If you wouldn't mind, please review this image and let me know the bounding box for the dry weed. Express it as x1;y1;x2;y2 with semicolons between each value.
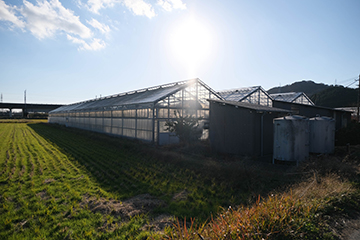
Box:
80;193;166;220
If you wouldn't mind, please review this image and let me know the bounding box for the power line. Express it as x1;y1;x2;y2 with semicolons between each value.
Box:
337;76;357;84
345;80;358;88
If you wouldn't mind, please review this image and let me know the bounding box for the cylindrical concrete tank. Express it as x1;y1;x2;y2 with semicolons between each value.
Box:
273;115;309;164
309;116;335;154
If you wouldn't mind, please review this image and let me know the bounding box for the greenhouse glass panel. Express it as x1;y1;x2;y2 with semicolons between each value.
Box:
104;126;111;134
169;109;179;118
112;119;122;127
123;119;135;129
259;91;272;107
169;91;182;107
104;118;111;127
123;110;136;117
104;111;111;117
123;129;135;138
95;117;102;126
293;95;313;105
137;130;152;141
157;109;168;119
89;118;96;125
137;119;153;131
113;110;122;117
111;127;121;135
80;117;86;124
137;108;149;118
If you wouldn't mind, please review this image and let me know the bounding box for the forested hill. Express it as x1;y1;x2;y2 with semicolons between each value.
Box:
267;80;358;108
311;86;358;108
267;80;328;96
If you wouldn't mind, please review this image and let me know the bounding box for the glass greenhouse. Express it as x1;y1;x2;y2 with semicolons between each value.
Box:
218;86;273;107
270;92;314;105
48;78;222;145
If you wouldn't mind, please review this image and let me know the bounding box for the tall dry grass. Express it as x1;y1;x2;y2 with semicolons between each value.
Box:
161;148;360;240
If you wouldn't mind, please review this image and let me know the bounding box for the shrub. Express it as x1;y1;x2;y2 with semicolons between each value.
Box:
165;111;203;144
336;121;360;146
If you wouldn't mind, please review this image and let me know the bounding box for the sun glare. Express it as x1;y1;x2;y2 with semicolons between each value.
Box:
168;17;213;76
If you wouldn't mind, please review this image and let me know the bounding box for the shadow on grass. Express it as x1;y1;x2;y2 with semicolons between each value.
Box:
28;122;313;221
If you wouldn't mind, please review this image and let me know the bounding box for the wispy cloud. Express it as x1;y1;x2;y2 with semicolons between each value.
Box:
87;18;110;34
0;0;25;28
21;0;92;39
0;0;186;51
0;0;105;51
123;0;155;18
86;0;120;14
86;0;155;18
67;34;106;51
157;0;186;12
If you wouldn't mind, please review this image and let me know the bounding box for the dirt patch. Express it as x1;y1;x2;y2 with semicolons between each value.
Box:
329;215;360;240
36;190;48;200
43;178;56;184
172;190;190;201
81;193;166;220
141;214;175;233
79;193;176;233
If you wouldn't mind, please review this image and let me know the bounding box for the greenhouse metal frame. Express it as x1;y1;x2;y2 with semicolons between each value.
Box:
269;92;314;105
49;78;222;145
218;86;273;107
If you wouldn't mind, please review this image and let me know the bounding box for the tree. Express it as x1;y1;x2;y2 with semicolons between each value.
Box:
165;111;203;143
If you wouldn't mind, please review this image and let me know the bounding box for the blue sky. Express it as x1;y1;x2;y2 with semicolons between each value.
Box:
1;0;360;104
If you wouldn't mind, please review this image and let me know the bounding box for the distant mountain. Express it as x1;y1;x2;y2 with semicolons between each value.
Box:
267;80;358;108
267;80;328;96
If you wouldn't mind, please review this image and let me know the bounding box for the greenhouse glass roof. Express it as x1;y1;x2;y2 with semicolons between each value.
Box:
50;78;222;113
218;86;273;103
218;86;260;101
270;92;314;105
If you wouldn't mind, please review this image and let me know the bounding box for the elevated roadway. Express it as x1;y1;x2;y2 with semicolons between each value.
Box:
0;102;63;117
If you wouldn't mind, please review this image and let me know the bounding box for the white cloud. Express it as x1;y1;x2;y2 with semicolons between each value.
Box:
157;0;186;11
123;0;155;18
67;34;106;51
0;0;25;28
86;0;120;14
0;0;186;51
87;18;110;34
86;0;155;18
21;0;92;39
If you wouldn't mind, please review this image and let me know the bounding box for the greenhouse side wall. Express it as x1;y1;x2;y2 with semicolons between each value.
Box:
49;108;155;142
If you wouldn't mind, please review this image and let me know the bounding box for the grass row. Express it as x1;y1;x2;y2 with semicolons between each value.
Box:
0;122;150;239
1;120;360;239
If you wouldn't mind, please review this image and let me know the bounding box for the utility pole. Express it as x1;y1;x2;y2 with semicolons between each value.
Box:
358;75;360;122
1;93;2;103
24;90;27;118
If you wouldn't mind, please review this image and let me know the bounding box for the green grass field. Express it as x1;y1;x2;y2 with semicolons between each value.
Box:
0;121;254;239
1;120;360;239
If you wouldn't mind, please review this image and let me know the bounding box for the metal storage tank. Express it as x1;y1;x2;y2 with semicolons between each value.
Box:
273;115;309;164
309;116;335;154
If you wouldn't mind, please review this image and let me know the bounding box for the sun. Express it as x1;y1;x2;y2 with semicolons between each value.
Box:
168;16;213;76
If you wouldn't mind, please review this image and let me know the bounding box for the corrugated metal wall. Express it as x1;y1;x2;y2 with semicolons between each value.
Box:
209;102;276;156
